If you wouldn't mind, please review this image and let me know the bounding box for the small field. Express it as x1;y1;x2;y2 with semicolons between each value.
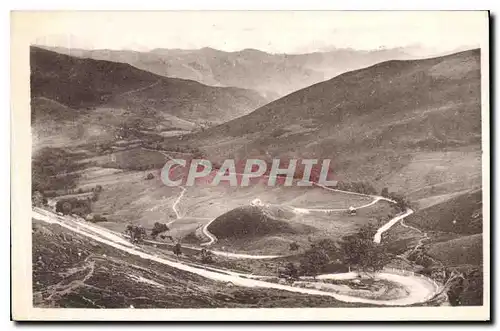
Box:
82;147;168;170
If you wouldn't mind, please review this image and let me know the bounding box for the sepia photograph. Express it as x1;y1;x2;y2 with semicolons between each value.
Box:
10;10;490;321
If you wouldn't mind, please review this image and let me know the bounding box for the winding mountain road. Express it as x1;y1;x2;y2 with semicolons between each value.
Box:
142;147;413;254
171;187;186;220
32;207;439;306
374;209;414;244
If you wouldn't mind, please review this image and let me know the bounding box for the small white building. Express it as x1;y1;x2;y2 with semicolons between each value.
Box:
250;198;263;206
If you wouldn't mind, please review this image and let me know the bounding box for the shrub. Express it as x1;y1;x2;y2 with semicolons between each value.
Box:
55;198;91;216
151;222;169;239
92;214;108;223
200;249;214;264
289;242;300;251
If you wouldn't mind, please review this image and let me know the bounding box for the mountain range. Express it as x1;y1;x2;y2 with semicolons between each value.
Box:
173;49;481;193
38;45;430;100
30;46;267;148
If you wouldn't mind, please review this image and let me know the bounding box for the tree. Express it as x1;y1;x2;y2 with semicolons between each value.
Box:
388;192;412;212
339;224;391;275
145;173;155;180
289;242;300;251
32;191;45;207
381;187;389;197
173;243;182;257
95;185;103;192
151;222;169;239
446;268;483;306
56;200;73;215
284;262;299;281
200;249;214;264
300;245;330;279
125;225;146;243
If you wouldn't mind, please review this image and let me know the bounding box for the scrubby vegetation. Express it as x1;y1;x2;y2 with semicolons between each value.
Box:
32;147;86;192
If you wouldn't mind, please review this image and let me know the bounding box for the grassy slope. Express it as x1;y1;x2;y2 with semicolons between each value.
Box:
31;46;160;108
427;234;483;267
207;205;312;240
384;189;483;270
33;219;359;308
406;189;482;235
42;45;415;99
172;49;480;193
30;46;267;138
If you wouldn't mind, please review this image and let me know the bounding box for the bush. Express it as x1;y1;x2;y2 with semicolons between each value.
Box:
32;191;46;207
173;243;182;257
55;198;91;216
151;222;169;239
289;242;300;251
200;249;214;264
387;192;412;212
145;173;155;180
92;214;108;223
91;192;99;202
300;245;331;278
339;224;391;273
125;225;146;243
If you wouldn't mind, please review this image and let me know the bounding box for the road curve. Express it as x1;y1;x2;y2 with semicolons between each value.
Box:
171;187;186;220
32;208;438;306
374;209;414;244
143;147;410;253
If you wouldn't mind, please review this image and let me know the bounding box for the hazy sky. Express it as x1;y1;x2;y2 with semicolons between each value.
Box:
31;11;487;54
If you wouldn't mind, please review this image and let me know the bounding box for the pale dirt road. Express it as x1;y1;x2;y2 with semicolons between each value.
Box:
143;147;413;255
32;207;438;306
119;80;161;96
373;209;414;244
